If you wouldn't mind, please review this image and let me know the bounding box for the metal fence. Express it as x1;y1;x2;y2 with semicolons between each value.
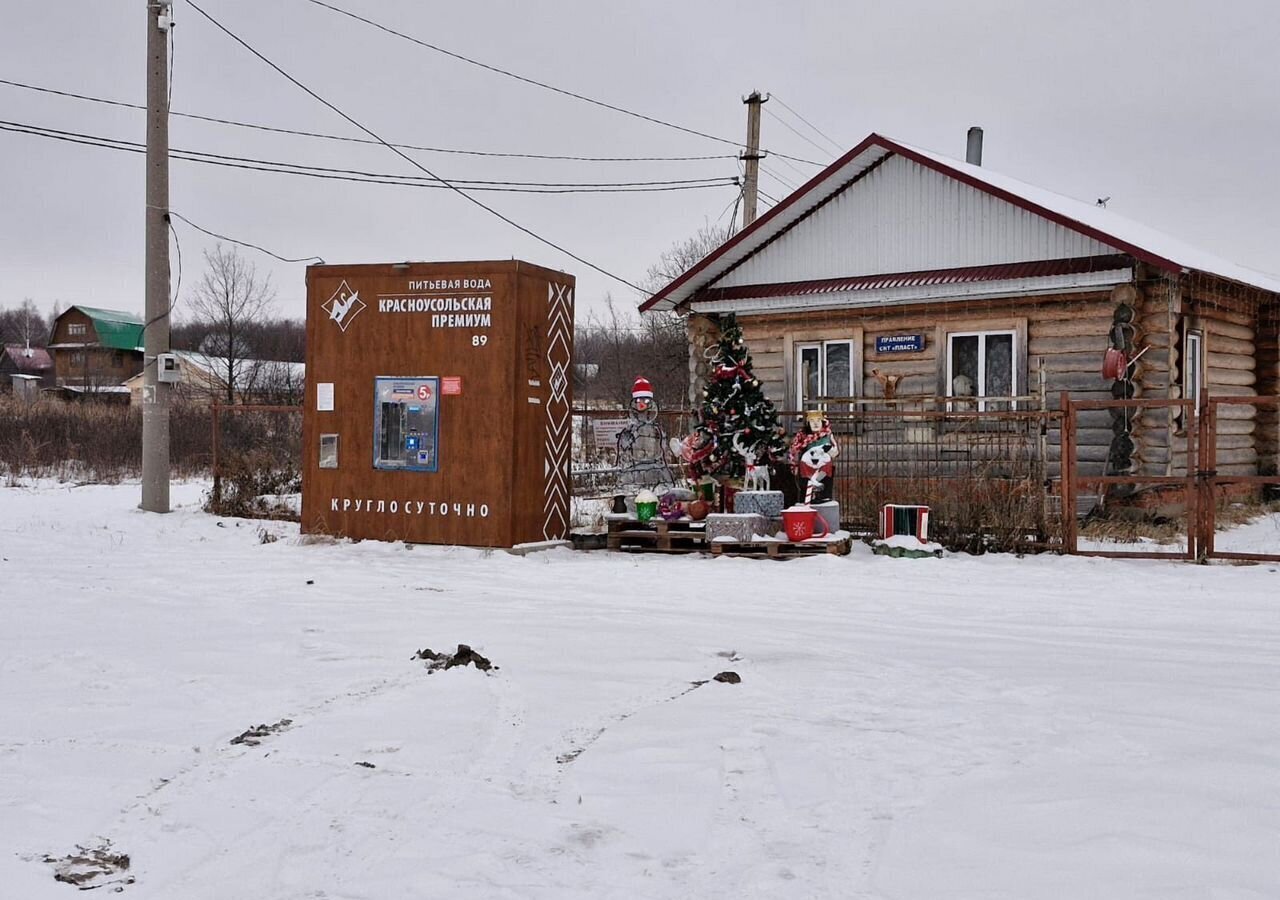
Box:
208;403;303;520
571;397;1060;553
1061;392;1280;562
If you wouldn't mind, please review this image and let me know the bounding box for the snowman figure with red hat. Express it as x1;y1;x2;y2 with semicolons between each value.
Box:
616;376;676;490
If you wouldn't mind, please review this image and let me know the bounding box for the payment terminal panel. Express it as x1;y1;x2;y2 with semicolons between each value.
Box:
373;376;440;472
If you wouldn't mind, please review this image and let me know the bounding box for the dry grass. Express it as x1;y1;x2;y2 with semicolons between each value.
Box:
0;397;211;483
1;400;302;524
1080;496;1280;545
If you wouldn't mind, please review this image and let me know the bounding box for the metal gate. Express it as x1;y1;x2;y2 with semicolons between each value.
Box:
1198;395;1280;562
1062;393;1280;562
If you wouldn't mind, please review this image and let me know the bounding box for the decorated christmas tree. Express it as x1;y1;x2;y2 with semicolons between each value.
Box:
686;314;787;481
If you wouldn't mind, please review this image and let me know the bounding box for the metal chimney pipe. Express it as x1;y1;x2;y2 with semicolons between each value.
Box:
966;126;983;166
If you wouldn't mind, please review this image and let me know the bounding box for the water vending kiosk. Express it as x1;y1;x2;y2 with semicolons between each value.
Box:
301;260;575;548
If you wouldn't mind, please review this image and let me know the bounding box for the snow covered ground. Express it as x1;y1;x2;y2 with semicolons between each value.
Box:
2;481;1278;898
1080;510;1280;557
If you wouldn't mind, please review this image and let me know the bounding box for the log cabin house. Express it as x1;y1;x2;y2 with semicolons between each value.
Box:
641;133;1280;486
47;306;145;393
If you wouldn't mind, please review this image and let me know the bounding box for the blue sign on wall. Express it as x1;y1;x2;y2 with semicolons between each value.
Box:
876;334;925;353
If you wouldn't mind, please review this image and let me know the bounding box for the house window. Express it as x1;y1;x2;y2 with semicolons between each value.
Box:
68;323;87;336
70;351;86;368
795;340;853;410
1184;329;1203;412
112;351;125;367
946;330;1016;410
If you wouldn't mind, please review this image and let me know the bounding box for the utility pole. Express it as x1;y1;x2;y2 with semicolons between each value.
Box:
740;91;767;228
142;0;173;513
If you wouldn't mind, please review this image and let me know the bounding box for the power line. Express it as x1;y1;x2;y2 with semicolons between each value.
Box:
167;210;326;264
300;0;825;167
183;0;647;292
759;162;798;191
772;152;815;184
763;106;835;160
714;187;743;229
0;78;739;164
0;120;740;193
770;94;844;155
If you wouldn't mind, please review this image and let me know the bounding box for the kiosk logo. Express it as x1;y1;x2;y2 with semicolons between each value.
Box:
322;281;367;332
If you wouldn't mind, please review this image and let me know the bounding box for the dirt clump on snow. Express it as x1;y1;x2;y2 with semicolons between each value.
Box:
412;644;496;673
229;718;293;747
713;671;742;684
44;842;133;890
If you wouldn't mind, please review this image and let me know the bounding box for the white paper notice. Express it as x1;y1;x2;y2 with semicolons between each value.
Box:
317;382;335;412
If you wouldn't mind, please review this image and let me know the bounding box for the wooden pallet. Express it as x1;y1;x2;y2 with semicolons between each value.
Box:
709;535;853;560
605;517;707;553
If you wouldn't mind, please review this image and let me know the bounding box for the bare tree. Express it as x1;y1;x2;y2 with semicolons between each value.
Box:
641;222;730;293
572;224;732;409
0;299;50;347
187;245;276;404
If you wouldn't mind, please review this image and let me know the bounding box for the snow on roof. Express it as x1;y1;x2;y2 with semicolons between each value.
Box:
2;345;53;371
894;138;1280;296
640;133;1280;311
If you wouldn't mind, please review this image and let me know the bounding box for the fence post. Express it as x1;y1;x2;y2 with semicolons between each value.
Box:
1182;396;1192;560
211;403;221;509
1199;390;1216;560
1060;391;1077;554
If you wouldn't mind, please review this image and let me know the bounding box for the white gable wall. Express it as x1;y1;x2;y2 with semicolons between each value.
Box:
711;154;1117;289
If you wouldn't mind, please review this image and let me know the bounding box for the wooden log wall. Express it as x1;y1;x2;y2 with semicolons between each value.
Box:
720;271;1279;489
1258;301;1280;475
1188;281;1264;476
737;289;1132;478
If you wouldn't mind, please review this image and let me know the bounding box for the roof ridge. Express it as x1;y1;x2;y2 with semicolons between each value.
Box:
640;132;1280;311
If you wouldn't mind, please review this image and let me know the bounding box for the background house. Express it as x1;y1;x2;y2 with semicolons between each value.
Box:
0;344;54;389
122;350;305;405
642;132;1280;481
47;306;144;392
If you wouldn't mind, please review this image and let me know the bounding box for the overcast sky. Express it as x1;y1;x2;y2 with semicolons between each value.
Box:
2;0;1278;325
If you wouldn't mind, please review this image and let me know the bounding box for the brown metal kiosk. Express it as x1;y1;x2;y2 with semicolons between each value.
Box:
301;260;575;547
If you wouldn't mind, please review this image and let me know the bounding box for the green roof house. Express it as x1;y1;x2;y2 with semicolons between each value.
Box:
48;305;146;394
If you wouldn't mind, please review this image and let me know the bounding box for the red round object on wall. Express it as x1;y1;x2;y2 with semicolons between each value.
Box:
1102;347;1128;380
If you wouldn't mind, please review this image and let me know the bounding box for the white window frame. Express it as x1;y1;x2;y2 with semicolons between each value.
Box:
945;329;1018;411
794;339;854;410
68;323;87;336
1184;329;1204;413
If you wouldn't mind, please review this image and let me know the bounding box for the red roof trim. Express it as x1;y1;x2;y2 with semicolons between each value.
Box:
638;133;1185;313
695;255;1134;302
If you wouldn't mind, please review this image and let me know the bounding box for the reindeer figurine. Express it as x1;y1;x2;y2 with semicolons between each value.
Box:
731;432;771;492
870;368;902;402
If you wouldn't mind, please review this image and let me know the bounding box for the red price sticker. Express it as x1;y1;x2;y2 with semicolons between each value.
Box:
442;376;462;396
416;384;433;401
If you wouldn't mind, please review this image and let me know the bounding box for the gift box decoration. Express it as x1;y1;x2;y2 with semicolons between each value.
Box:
733;490;785;519
705;512;767;543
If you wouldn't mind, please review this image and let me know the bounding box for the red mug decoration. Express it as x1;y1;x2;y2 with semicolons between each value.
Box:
782;505;829;542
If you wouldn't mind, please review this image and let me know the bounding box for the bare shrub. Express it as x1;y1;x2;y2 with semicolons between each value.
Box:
0;398;210;483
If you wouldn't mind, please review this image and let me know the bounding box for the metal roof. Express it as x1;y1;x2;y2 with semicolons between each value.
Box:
2;345;53;371
67;306;145;352
639;134;1280;312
